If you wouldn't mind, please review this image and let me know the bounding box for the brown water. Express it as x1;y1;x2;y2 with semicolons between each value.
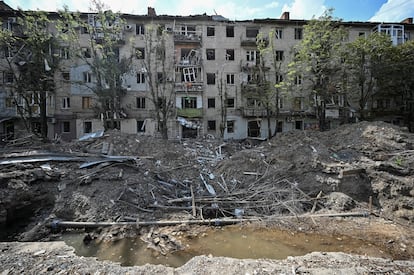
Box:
62;226;379;267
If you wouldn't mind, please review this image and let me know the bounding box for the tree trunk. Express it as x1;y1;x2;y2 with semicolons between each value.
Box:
266;106;271;139
319;100;326;131
40;90;48;141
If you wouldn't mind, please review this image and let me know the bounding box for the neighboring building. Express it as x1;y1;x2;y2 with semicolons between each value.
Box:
0;4;413;141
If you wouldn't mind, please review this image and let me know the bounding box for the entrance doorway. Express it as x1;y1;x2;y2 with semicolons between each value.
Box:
248;120;260;137
182;126;198;138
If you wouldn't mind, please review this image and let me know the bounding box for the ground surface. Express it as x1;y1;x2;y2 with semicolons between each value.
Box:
0;121;413;272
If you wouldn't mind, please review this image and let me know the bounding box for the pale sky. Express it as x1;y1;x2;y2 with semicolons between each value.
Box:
5;0;414;22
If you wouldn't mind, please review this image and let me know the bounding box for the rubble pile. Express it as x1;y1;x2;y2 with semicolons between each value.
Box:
0;121;413;244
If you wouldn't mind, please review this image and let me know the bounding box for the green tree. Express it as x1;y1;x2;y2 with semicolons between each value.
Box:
257;31;285;138
217;68;228;138
344;32;392;120
0;10;60;140
139;24;175;140
288;9;348;131
58;0;132;130
374;40;414;131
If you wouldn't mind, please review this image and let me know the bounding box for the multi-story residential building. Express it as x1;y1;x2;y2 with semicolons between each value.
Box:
0;3;413;141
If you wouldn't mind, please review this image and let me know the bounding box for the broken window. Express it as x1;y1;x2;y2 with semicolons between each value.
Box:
207;98;215;108
226;74;235;85
247;74;259;84
136;48;145;59
62;121;70;133
156;46;165;60
182;97;197;108
3;71;13;83
276;121;283;132
62;72;70;81
157;72;165;83
226;49;235;61
207;73;215;85
294;75;302;85
207;120;216;131
183;67;197;82
137;73;145;84
246;98;261;107
207;26;215;36
226;98;235;108
293;97;303;111
295;120;303;130
136;24;145;35
294;28;303;40
275;50;284;61
60;47;70;59
84;121;92;133
275;73;283;84
278;97;284;109
206;49;215;60
83;72;92;83
62;97;70;109
106;120;120;130
137;120;145;132
5;97;14;108
136;97;146;109
275;28;283;39
246;50;258;62
82;47;91;58
181;25;196;36
2;46;14;58
82;97;92;109
248;121;260;137
226;120;235;133
246;27;259;38
226;25;234;37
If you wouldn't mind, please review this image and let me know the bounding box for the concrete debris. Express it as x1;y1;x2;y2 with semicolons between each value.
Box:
0;121;413;269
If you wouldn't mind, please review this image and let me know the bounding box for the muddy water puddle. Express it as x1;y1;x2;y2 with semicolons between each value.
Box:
62;225;383;267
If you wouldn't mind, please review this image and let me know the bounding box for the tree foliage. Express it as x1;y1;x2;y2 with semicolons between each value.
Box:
58;0;132;130
0;10;59;140
344;32;392;119
288;9;348;130
140;24;175;139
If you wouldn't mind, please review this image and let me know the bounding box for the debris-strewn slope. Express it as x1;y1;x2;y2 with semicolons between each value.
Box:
0;121;413;243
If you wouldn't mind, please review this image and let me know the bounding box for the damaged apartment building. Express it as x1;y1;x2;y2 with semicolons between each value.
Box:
0;2;413;141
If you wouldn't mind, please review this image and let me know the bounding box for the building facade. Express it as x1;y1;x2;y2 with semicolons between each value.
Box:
0;3;413;141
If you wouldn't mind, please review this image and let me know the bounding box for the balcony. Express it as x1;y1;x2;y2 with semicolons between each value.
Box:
176;108;203;118
240;107;271;117
240;38;257;47
173;31;202;44
175;82;204;92
175;50;202;67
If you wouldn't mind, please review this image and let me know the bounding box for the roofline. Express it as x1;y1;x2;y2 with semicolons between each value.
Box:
0;8;412;27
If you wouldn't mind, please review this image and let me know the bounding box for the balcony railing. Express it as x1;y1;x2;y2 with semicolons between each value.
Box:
176;108;203;118
173;31;202;44
240;107;271;117
175;82;204;92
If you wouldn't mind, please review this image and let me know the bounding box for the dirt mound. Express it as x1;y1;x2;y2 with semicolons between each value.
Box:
0;121;413;243
214;121;414;221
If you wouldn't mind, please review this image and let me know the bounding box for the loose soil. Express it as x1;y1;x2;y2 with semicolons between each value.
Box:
0;121;413;273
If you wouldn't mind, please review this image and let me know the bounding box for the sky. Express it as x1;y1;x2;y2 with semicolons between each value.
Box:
5;0;414;23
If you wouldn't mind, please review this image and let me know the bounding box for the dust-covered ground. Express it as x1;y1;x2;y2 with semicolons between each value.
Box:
0;121;413;273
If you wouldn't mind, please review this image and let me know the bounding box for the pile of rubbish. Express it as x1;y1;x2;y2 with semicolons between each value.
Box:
0;121;413;243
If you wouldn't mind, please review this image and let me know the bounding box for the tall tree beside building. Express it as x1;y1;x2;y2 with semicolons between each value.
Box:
139;24;175;140
0;10;59;140
257;30;285;138
374;40;414;131
344;32;392;120
58;0;132;130
288;9;348;131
